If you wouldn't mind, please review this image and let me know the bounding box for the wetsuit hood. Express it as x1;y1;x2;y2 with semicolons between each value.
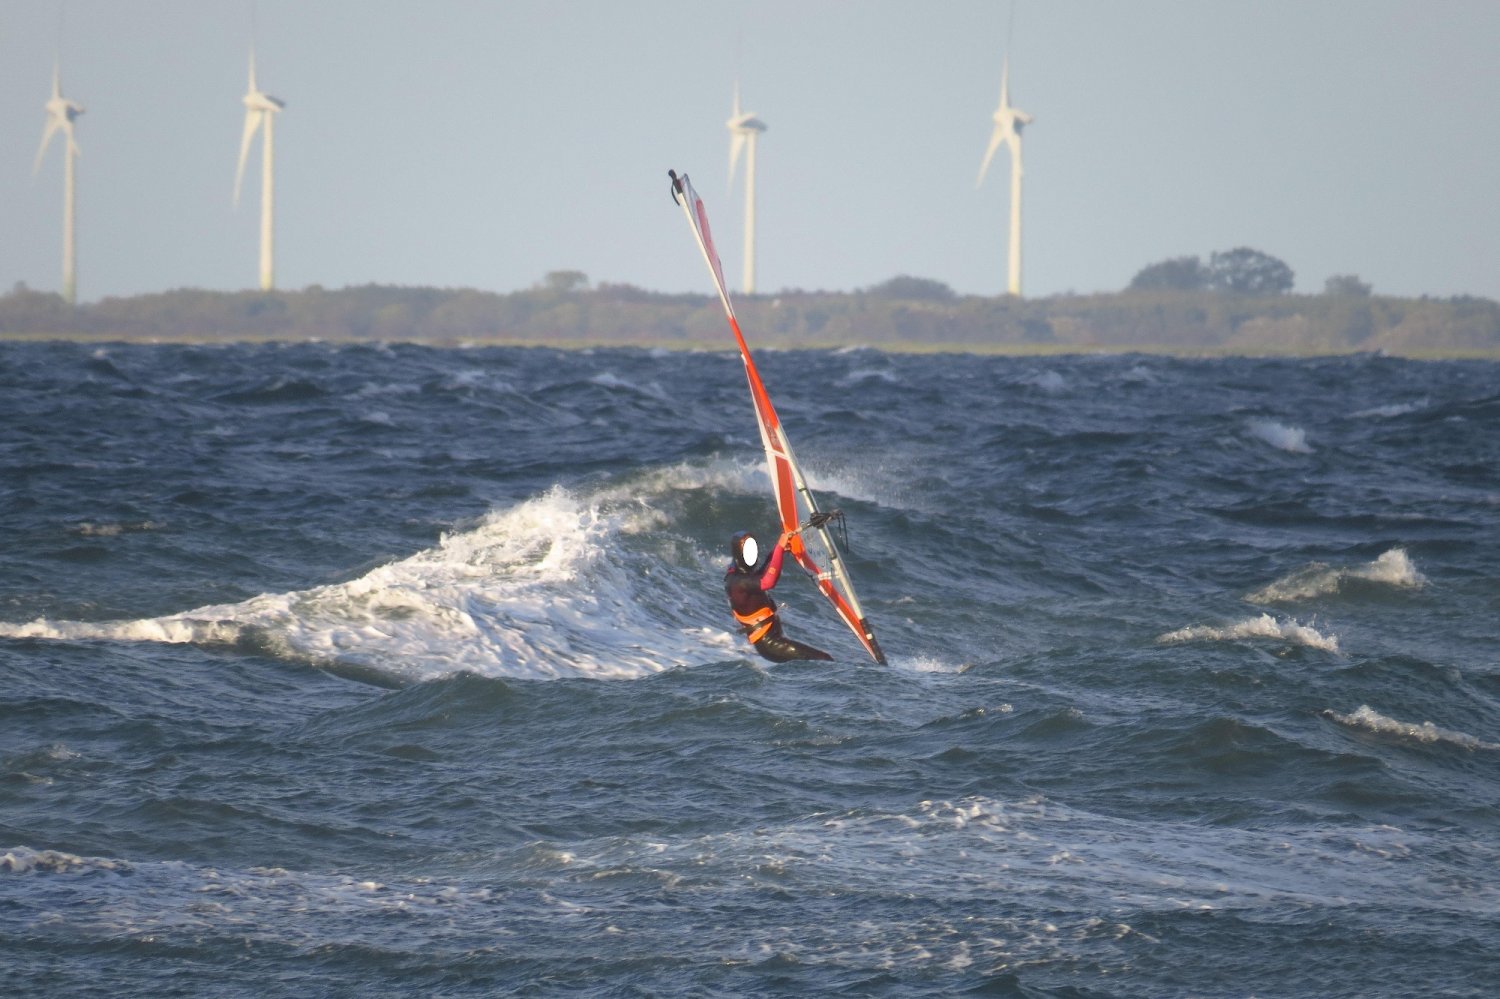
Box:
730;531;760;572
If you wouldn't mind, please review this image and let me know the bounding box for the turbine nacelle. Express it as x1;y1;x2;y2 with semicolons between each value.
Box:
44;95;86;125
993;106;1032;136
727;112;767;134
243;91;285;114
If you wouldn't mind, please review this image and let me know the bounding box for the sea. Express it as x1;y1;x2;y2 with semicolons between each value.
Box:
1;340;1497;997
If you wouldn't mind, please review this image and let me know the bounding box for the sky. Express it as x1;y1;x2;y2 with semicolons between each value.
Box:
4;0;1499;304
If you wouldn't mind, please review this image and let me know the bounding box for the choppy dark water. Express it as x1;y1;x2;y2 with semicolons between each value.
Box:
2;341;1497;997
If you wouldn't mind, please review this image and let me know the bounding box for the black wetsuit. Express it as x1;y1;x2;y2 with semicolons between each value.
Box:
725;541;833;663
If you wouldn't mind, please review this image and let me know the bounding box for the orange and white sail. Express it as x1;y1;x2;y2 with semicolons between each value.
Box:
669;169;886;664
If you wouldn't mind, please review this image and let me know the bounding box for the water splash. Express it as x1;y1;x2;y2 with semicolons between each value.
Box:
1248;548;1426;603
1248;419;1312;453
1157;613;1340;652
1323;705;1498;751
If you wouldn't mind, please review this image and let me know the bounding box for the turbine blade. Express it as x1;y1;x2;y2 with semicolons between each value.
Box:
234;111;260;206
34;117;62;175
976;127;1004;187
728;131;746;188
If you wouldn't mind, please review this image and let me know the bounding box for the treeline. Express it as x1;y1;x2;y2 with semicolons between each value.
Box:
3;276;1498;356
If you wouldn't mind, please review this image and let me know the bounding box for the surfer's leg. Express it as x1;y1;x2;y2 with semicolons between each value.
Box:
754;634;834;663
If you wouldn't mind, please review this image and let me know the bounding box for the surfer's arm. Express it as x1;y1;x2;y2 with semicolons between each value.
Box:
758;536;790;590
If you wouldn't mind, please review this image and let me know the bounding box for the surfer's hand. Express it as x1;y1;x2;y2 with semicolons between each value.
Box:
778;529;797;549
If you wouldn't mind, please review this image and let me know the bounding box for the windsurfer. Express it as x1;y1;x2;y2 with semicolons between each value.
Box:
725;530;834;663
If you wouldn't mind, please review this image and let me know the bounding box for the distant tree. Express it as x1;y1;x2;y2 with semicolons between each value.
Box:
1324;274;1372;297
1128;255;1208;291
542;270;589;293
1207;247;1294;295
864;275;956;301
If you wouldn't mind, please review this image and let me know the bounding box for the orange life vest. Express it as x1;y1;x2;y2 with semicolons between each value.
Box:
732;605;776;645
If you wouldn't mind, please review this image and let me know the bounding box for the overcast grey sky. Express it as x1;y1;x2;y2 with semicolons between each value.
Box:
4;0;1498;304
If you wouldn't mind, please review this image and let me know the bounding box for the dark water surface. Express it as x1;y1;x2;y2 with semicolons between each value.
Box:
2;342;1497;996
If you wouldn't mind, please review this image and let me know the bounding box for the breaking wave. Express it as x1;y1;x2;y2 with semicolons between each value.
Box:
1157;613;1340;652
1249;419;1313;453
1248;548;1426;603
1323;705;1499;751
0;470;748;684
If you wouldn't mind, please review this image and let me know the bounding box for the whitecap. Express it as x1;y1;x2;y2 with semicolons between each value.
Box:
1156;613;1339;652
1352;398;1428;419
835;368;899;389
0;473;736;684
1028;370;1067;393
1323;705;1499;751
1248;419;1312;453
1247;548;1426;603
588;371;669;401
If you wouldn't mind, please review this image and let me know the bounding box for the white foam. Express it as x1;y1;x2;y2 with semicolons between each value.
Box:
1352;398;1428;419
1029;370;1067;393
0;473;742;683
1157;613;1340;652
1325;705;1499;751
835;368;899;389
1;846;128;875
1248;419;1313;453
588;370;669;401
1247;548;1426;603
891;654;968;674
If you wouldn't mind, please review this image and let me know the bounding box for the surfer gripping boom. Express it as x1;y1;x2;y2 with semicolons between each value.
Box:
725;528;833;663
669;168;886;665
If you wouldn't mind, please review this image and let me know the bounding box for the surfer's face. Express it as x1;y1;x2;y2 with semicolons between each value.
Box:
732;533;759;570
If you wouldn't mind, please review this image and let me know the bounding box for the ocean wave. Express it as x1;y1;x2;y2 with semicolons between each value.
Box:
1248;419;1313;453
1028;370;1068;394
587;370;670;401
2;845;131;875
1248;548;1427;603
1157;613;1340;652
1322;705;1499;751
1352;398;1428;419
835;367;900;389
0;470;743;683
0;452;901;684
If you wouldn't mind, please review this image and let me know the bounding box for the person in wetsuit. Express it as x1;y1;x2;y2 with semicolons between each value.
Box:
725;529;834;663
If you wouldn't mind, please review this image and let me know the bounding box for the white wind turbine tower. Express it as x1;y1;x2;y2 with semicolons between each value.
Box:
976;56;1033;297
34;62;85;305
234;49;285;292
726;82;768;295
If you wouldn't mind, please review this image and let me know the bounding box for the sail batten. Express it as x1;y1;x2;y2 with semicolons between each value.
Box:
669;170;886;665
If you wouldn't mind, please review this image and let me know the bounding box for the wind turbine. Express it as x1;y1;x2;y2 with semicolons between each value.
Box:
234;48;285;292
34;62;85;305
726;82;767;295
976;56;1033;297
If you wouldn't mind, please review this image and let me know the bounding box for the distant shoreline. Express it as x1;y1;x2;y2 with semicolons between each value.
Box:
4;330;1497;361
4;282;1498;358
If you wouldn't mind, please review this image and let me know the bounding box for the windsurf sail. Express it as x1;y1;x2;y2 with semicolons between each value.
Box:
669;169;886;665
